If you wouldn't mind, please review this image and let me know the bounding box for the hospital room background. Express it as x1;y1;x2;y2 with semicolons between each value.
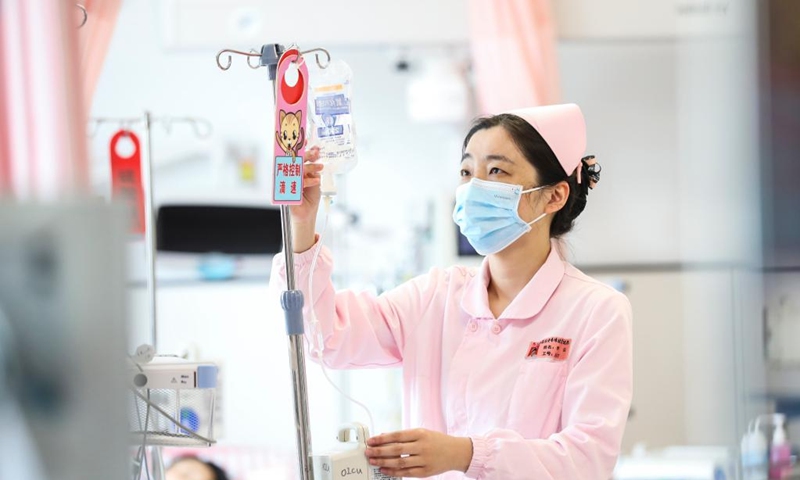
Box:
1;0;799;479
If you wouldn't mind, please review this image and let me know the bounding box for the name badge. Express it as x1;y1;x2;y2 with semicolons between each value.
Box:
525;337;572;361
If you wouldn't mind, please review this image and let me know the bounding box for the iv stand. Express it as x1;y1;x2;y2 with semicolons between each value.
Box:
90;112;159;351
140;114;166;480
271;46;314;480
90;114;213;480
215;43;327;480
142;112;158;352
89;113;213;354
280;200;314;480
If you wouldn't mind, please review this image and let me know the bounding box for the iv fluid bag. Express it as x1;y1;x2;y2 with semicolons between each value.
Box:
308;59;357;179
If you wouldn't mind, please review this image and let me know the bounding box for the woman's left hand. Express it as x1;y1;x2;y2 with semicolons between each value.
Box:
365;428;473;478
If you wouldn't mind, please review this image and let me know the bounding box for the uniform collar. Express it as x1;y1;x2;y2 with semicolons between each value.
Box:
460;242;565;321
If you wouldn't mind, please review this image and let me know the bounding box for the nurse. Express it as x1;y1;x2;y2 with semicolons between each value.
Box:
271;104;633;479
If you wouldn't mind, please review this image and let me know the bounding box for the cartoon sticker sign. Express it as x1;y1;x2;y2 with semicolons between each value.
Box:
272;48;308;205
109;130;145;234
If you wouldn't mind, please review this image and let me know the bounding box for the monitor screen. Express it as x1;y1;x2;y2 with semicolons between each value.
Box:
157;205;283;255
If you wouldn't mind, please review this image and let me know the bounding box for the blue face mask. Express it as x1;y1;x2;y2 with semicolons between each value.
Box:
452;178;548;255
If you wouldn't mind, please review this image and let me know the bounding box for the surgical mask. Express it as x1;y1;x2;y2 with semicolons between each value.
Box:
452;178;548;255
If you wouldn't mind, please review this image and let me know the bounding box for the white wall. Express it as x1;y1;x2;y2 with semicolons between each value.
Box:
558;41;681;266
554;0;752;39
158;0;469;48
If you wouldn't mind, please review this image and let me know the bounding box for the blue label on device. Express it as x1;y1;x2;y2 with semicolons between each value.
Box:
314;94;350;116
273;156;303;203
317;125;344;138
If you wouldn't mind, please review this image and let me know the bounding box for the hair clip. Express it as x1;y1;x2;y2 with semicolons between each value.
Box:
581;155;601;189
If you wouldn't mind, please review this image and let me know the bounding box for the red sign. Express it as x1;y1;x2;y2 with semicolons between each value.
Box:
109;130;145;234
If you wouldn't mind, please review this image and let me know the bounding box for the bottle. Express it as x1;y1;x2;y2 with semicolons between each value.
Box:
307;59;357;199
742;419;769;480
769;414;791;479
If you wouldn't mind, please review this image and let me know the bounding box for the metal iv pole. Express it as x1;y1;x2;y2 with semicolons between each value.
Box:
214;44;332;480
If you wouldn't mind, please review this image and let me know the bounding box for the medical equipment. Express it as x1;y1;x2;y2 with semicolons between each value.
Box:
91;115;219;479
307;59;358;198
216;43;389;480
126;342;221;478
217;43;324;480
89;114;213;351
128;354;219;448
312;423;397;480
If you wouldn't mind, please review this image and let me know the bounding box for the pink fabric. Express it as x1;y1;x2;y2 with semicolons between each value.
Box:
0;0;88;199
0;27;11;194
506;103;587;178
468;0;561;114
270;242;633;479
78;0;123;112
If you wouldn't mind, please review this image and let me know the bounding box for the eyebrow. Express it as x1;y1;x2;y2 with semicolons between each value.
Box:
461;153;515;163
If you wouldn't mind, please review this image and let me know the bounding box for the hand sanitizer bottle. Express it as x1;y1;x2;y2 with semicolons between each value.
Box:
769;414;791;479
742;418;769;480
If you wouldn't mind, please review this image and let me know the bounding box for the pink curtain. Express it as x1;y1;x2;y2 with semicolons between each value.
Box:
468;0;561;114
0;0;121;199
0;29;11;194
0;0;87;199
79;0;123;112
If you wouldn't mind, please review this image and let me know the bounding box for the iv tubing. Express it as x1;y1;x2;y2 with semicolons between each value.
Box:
308;196;376;436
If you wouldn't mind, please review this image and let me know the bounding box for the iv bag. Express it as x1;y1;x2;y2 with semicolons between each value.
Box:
308;59;357;196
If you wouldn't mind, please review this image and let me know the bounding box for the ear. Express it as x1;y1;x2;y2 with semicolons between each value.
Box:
296;111;302;125
544;181;570;215
279;110;286;124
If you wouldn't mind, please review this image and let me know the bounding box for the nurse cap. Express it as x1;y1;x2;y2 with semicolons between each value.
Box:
505;103;587;182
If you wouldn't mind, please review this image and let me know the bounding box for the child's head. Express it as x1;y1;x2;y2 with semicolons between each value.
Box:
165;456;229;480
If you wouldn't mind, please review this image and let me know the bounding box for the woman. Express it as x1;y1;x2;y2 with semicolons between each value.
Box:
271;104;633;479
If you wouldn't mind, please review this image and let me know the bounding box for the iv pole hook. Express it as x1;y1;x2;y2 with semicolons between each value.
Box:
76;4;88;29
299;47;331;69
215;49;262;71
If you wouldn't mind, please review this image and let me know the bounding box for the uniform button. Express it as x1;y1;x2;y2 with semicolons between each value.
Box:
468;322;478;332
491;323;502;334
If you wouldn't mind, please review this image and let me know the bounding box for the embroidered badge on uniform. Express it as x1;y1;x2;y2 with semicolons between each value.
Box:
525;337;571;361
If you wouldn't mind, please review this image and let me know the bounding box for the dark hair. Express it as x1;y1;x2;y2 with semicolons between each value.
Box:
169;456;230;480
462;114;591;238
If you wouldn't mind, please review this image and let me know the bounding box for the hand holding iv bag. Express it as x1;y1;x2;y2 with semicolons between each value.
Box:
307;59;357;197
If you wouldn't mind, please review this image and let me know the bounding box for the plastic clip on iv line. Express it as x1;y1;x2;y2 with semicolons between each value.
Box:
321;172;338;198
281;290;305;336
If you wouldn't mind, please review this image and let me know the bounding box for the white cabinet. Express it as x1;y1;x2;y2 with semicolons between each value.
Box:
595;268;766;452
597;271;688;451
